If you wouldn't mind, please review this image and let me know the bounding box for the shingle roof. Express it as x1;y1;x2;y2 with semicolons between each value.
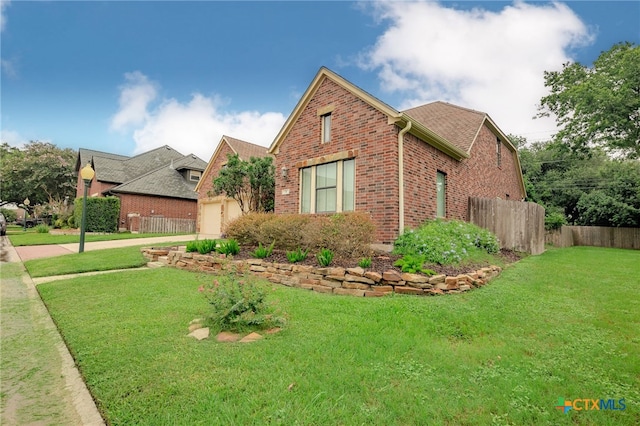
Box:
108;164;199;200
402;102;486;154
77;145;207;199
224;136;270;160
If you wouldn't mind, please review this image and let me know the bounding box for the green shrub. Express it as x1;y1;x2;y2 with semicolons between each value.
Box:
67;215;76;228
34;224;50;234
186;241;199;253
393;255;436;275
0;208;17;223
358;257;372;268
545;210;567;231
286;248;308;263
393;219;500;265
199;272;285;332
226;212;375;258
197;239;217;255
54;218;66;228
74;196;120;232
316;248;334;267
217;239;240;256
251;241;275;259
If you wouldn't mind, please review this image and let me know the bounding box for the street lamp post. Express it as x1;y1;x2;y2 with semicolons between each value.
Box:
23;198;30;232
79;163;95;253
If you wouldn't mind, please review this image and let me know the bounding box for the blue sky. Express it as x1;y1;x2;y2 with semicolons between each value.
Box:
1;1;639;161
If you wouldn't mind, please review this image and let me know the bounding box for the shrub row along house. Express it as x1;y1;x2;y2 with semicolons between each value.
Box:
76;67;525;243
75;146;206;232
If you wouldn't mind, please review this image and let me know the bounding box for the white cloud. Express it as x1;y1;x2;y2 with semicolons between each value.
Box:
0;0;10;32
1;129;27;147
360;1;594;142
110;71;158;131
111;72;286;160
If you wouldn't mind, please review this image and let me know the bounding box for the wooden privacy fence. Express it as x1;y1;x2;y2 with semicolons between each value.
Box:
546;226;640;250
468;197;545;255
139;217;196;234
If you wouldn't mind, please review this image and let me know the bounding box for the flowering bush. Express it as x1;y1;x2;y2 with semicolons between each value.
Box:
393;219;500;265
199;272;285;332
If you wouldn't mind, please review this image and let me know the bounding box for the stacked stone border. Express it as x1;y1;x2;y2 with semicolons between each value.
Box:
142;247;502;297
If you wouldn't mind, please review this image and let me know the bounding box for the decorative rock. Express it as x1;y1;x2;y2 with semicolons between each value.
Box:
188;323;203;332
249;265;267;272
364;271;382;283
216;331;242;342
265;327;282;334
333;288;365;297
239;332;263;343
346;267;365;277
311;285;333;294
408;281;434;290
320;279;342;288
382;270;402;282
401;273;429;283
188;327;210;341
394;286;424;295
372;285;394;293
429;274;446;284
328;267;346;277
343;275;375;285
364;291;385;297
460;284;471;291
342;282;371;290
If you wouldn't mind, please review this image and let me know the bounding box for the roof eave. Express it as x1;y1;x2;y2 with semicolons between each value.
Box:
395;115;470;161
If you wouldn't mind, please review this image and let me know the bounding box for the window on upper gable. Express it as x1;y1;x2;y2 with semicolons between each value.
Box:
496;137;502;168
322;113;332;144
436;171;446;217
189;170;202;182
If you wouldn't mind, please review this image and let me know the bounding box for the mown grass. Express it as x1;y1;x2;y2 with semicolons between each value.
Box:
24;245;154;278
37;246;639;425
8;232;192;246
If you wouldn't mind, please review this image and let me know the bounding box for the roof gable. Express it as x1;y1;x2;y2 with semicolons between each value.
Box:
195;135;269;192
109;164;198;200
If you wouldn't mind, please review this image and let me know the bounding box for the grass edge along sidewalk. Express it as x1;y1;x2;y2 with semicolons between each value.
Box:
37;246;640;425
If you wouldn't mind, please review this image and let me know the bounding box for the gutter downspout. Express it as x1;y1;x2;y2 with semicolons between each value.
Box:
398;120;412;236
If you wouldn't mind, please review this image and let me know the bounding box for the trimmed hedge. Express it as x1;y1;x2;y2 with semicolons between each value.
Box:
74;196;120;233
224;212;376;259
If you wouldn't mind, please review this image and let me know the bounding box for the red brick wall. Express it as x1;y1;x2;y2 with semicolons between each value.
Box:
75;173;117;198
403;124;525;229
274;77;525;244
117;194;196;230
274;78;400;243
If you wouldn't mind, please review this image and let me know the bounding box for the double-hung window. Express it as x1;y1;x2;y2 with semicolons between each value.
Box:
300;159;355;214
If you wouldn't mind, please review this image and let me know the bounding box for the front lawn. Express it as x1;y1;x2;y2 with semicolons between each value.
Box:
38;247;639;425
8;231;193;247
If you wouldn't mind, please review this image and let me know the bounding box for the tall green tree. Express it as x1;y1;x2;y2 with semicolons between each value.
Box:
211;154;275;214
537;42;640;159
0;141;77;211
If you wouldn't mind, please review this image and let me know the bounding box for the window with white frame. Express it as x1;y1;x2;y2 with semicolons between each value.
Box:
189;170;202;182
300;159;355;214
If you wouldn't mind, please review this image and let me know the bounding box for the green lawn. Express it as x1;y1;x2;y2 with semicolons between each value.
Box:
37;247;640;425
8;231;192;246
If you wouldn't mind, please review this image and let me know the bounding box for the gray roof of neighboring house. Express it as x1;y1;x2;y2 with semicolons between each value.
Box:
77;145;207;199
402;101;487;154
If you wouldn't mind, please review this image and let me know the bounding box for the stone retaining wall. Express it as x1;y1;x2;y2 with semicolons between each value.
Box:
142;248;502;297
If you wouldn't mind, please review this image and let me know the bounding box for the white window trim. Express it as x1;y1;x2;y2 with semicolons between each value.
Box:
299;159;354;214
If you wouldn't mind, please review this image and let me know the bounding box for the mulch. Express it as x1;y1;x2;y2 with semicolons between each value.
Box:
231;247;523;277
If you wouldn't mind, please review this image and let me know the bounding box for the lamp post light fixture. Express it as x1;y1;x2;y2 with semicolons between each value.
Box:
23;198;30;232
79;163;95;253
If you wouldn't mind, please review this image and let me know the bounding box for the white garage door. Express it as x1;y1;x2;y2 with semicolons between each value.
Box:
200;201;222;238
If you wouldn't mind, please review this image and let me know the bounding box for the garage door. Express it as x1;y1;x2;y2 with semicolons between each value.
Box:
200;201;222;237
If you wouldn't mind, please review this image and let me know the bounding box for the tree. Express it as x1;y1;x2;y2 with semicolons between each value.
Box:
211;154;275;214
537;42;640;159
0;141;77;212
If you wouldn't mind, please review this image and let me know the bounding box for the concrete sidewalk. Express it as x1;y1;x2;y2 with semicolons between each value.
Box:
14;234;194;261
1;234;194;425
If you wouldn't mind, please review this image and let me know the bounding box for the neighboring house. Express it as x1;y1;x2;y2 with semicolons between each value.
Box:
75;146;207;231
195;135;270;237
269;67;526;244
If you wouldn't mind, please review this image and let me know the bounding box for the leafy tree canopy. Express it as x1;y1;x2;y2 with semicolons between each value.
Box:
537;42;640;159
517;138;640;227
0;141;77;211
211;154;275;214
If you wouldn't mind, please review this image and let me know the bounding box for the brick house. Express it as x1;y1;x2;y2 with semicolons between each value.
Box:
195;135;270;237
76;146;207;231
269;67;526;244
